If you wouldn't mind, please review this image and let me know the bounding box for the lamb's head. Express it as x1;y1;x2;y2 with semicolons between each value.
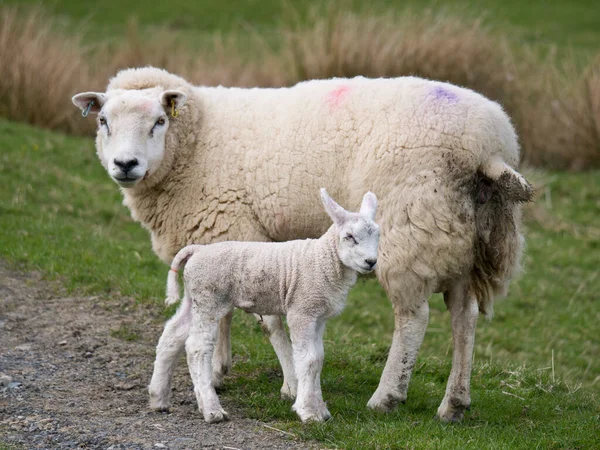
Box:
320;188;380;275
72;88;186;188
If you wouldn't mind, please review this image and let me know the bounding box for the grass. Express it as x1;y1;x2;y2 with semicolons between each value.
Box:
1;118;598;447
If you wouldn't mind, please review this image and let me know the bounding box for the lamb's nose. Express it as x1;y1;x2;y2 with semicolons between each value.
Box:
365;259;377;269
114;158;138;173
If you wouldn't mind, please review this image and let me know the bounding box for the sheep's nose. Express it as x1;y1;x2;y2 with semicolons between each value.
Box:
365;259;377;269
114;158;139;173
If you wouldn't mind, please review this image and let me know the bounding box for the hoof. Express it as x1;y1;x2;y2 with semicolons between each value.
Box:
436;398;470;422
204;408;230;424
367;389;406;413
293;402;331;422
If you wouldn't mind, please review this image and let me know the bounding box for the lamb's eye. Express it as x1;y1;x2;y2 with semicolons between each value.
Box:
344;234;357;244
99;117;107;126
155;117;166;126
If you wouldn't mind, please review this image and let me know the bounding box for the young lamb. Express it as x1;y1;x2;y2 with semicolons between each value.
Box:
149;188;379;423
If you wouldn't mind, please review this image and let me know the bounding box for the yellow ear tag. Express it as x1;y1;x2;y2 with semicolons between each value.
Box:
171;99;179;118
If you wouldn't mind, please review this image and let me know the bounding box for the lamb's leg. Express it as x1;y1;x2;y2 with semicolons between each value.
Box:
367;299;429;412
437;280;478;422
186;315;229;423
212;311;233;388
288;315;330;422
148;298;191;411
258;314;297;400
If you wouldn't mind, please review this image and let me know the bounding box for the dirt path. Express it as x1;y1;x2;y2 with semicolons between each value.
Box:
0;263;315;449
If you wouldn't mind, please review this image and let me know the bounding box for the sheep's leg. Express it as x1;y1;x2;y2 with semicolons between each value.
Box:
367;299;429;412
212;311;233;388
148;297;191;411
289;315;330;422
186;314;229;423
258;314;297;400
437;280;478;422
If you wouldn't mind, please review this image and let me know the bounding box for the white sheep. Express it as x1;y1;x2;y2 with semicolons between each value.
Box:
72;67;533;422
149;189;379;423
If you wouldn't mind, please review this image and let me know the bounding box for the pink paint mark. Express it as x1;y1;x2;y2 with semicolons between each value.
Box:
325;85;351;110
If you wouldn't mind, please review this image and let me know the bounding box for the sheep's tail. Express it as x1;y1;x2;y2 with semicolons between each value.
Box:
479;157;534;203
165;245;200;306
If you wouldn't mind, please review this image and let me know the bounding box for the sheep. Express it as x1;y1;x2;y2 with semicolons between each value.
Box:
149;189;380;423
72;67;533;422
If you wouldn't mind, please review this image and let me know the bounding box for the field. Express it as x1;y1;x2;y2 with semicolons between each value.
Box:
1;1;599;449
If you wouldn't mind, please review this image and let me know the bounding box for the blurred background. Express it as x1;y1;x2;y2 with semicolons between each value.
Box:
0;1;598;447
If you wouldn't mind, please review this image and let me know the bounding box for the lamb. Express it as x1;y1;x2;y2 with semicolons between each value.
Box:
72;67;533;422
149;189;380;423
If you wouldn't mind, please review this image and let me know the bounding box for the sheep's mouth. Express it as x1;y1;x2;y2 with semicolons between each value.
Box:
113;175;142;187
358;265;376;274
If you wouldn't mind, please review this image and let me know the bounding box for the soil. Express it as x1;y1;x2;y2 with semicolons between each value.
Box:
0;263;316;450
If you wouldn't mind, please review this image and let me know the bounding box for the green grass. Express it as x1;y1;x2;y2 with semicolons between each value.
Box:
1;118;599;448
6;0;600;52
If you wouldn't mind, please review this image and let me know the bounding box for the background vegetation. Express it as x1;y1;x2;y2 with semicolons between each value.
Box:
0;0;598;448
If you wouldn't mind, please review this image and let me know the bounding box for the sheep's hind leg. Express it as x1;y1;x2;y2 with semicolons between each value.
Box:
148;296;191;411
367;298;429;412
436;280;478;422
289;315;330;422
187;310;230;423
258;314;297;400
212;311;233;388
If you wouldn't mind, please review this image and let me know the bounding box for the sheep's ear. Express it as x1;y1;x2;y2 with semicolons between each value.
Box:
72;92;105;115
359;191;378;220
320;188;348;226
160;90;187;116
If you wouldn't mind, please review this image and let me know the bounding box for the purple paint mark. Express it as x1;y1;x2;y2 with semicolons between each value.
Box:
431;86;459;103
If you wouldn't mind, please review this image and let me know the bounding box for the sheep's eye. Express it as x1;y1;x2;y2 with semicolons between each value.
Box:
155;117;166;126
344;234;357;244
98;117;106;126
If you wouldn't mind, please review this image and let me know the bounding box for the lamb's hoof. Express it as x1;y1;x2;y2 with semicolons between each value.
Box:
293;402;331;422
280;382;297;401
149;391;170;412
149;402;170;413
367;389;406;413
204;408;230;424
297;408;332;423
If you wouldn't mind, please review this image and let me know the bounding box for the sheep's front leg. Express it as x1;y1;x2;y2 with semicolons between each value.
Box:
212;311;233;388
288;315;330;422
367;299;429;412
437;281;478;422
186;316;229;423
149;297;191;411
258;314;297;400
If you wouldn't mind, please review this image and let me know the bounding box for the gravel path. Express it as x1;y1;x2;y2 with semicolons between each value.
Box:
0;263;316;449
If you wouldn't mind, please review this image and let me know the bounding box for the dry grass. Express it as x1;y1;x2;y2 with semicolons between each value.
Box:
518;54;600;169
0;5;598;168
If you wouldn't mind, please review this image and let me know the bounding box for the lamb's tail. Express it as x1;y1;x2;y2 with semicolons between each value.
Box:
479;157;534;203
165;245;201;306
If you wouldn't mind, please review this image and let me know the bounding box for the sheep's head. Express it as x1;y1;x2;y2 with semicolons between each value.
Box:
72;88;186;188
320;188;380;274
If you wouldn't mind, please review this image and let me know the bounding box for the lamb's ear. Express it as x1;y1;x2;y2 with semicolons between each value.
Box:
320;188;348;226
160;90;187;116
359;191;378;220
72;92;106;115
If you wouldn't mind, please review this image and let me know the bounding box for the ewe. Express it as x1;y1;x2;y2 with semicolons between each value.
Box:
149;189;379;423
73;67;533;421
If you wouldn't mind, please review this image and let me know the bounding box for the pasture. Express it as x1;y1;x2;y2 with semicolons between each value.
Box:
0;1;598;448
